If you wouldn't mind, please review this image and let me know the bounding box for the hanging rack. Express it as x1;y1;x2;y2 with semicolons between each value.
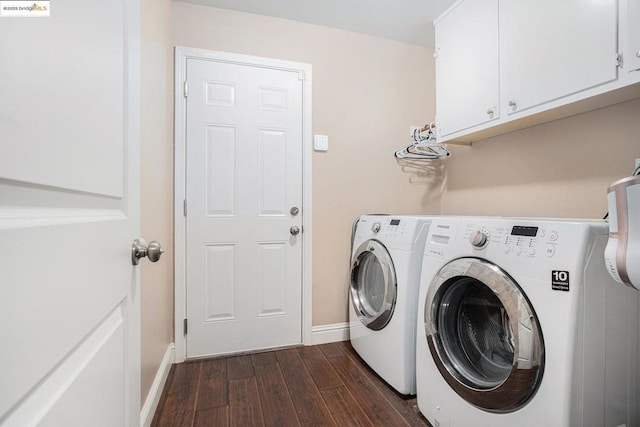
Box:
394;123;450;160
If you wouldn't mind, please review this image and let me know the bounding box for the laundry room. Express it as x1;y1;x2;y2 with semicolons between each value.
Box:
145;0;640;421
2;0;640;426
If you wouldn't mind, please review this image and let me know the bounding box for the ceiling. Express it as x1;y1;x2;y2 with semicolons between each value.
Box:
176;0;458;47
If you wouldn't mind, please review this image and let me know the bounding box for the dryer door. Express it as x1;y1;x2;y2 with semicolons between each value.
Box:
350;239;397;331
424;257;544;412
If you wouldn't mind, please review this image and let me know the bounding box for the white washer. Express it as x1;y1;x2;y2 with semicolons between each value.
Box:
349;215;433;395
416;217;639;427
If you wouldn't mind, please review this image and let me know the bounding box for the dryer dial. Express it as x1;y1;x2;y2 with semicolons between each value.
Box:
470;229;489;249
372;222;381;233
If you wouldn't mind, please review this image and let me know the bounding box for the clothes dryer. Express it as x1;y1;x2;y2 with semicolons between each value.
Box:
416;217;639;427
349;215;432;395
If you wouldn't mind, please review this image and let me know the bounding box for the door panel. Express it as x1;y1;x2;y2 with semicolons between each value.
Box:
501;0;618;114
0;0;139;424
435;0;499;136
38;309;125;427
257;242;288;316
204;244;237;321
258;129;288;216
0;0;125;196
186;59;303;357
205;124;237;217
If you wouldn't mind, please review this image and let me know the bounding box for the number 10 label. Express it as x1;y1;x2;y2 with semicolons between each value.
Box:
552;270;570;291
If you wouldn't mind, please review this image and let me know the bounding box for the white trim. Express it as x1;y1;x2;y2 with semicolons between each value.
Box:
140;344;175;427
311;323;350;345
173;47;313;362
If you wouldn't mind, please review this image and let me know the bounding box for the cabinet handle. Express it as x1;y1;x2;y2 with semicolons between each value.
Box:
508;100;517;110
486;108;494;116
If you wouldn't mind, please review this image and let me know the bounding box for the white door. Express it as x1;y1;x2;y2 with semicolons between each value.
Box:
185;58;304;358
0;1;141;426
435;0;499;137
500;0;618;114
628;0;640;72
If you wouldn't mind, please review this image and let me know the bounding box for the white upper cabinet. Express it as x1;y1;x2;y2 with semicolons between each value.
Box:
435;0;499;137
627;0;640;72
500;0;618;115
435;0;640;143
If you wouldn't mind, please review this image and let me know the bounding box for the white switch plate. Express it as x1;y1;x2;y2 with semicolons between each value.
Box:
314;135;329;151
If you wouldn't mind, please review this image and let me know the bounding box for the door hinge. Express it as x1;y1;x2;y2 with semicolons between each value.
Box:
183;199;187;217
183;80;188;97
298;71;305;81
183;318;188;335
616;52;623;68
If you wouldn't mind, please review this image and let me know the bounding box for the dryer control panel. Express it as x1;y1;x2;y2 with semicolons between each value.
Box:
380;218;410;240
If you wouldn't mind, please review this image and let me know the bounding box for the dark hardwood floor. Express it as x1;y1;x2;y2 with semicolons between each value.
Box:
152;340;431;426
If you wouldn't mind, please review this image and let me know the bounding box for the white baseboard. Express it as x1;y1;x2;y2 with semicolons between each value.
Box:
141;343;175;427
311;322;349;345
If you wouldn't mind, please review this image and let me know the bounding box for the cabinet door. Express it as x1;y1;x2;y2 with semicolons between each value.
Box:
435;0;499;137
501;0;618;115
628;0;640;72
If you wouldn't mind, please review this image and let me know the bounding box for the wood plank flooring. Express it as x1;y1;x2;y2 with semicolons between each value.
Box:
152;341;431;427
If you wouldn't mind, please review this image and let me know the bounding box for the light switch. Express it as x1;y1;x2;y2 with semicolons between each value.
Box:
314;135;329;152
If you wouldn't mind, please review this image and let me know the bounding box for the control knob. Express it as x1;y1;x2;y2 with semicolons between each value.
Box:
470;229;489;249
372;222;381;233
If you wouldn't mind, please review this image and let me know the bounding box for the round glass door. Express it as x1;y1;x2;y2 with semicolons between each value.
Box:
424;257;544;412
350;240;396;331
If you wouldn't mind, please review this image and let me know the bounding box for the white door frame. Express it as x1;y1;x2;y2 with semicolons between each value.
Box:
173;47;313;362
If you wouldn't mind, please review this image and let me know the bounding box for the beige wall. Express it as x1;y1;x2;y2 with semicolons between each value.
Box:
172;2;439;326
140;0;174;403
443;98;640;217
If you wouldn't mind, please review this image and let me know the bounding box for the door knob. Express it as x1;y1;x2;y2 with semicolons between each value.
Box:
290;226;300;236
290;206;299;216
132;238;164;265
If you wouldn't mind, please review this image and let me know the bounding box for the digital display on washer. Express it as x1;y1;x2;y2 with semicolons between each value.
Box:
511;226;538;237
390;219;401;226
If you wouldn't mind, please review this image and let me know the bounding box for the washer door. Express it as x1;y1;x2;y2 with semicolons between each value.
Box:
424;257;544;412
350;239;397;331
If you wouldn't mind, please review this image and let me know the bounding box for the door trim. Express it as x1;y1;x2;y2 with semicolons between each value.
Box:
173;47;313;362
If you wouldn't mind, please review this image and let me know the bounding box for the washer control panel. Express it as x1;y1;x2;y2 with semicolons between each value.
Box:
464;223;561;259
